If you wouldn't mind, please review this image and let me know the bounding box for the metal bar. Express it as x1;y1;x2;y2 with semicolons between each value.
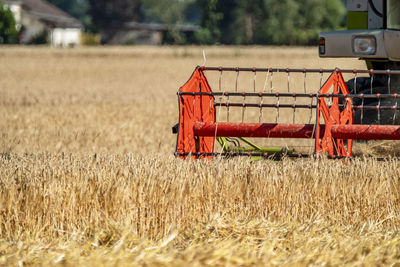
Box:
195;122;315;138
200;66;400;75
193;121;400;140
175;152;310;158
352;105;400;111
176;152;395;160
330;124;400;140
179;92;400;99
349;94;400;99
214;103;400;111
231;146;294;154
238;137;263;151
214;103;316;109
179;92;316;97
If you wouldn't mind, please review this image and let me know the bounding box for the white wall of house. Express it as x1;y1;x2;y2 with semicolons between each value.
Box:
50;28;81;47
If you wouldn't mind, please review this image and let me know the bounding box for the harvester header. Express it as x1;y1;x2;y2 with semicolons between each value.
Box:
173;66;400;159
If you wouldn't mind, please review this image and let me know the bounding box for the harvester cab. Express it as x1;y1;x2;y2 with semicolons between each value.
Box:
173;0;400;160
320;0;400;124
320;0;400;64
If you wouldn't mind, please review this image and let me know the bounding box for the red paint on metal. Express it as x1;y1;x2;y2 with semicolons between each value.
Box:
194;122;316;138
331;125;400;140
316;70;353;157
193;122;400;140
177;68;215;159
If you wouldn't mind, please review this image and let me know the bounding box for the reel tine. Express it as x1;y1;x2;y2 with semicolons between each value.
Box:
353;71;357;94
388;71;391;94
303;69;307;93
242;93;246;123
393;101;398;125
378;97;381;125
276;93;280;123
270;69;274;93
259;93;264;123
293;93;296;124
309;96;314;124
226;94;230;122
287;69;290;92
235;67;239;92
219;68;223;92
263;69;269;92
361;96;364;124
216;93;225;156
253;68;257;92
370;72;374;94
258;69;268;123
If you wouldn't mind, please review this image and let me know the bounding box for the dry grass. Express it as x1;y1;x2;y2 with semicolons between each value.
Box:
1;46;400;266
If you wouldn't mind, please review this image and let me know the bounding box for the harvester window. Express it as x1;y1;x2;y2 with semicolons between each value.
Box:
387;0;400;29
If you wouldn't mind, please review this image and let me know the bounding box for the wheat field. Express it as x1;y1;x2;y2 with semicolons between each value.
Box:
1;46;400;266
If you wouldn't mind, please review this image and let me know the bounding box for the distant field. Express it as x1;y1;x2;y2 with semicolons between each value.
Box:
0;46;367;154
1;46;400;266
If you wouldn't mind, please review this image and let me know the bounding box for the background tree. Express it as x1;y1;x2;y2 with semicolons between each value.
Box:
142;0;196;44
87;0;142;43
48;0;346;45
0;3;19;44
47;0;92;31
194;0;223;44
47;0;89;21
194;0;345;45
230;0;267;44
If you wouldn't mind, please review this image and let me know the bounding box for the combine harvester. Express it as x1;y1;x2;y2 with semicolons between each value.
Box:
173;0;400;159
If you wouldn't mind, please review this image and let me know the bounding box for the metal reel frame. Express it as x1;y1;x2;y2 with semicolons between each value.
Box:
175;66;400;160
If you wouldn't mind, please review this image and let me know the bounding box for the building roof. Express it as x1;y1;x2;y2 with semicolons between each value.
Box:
4;0;82;28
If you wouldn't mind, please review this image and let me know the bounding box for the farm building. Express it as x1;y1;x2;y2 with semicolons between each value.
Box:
2;0;82;47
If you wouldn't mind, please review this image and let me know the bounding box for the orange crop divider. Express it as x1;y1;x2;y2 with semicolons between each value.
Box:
316;70;354;158
176;67;215;159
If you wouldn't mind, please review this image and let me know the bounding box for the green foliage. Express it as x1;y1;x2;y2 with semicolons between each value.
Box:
47;0;89;21
194;28;215;45
195;0;223;44
0;3;19;44
47;0;93;32
142;0;193;44
88;0;142;29
143;0;185;25
46;0;345;45
87;0;142;43
195;0;345;45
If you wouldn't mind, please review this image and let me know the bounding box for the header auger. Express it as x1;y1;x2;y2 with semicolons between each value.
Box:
173;66;400;159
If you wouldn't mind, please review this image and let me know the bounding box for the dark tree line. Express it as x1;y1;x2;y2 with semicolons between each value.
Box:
195;0;345;45
87;0;142;43
1;0;346;45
